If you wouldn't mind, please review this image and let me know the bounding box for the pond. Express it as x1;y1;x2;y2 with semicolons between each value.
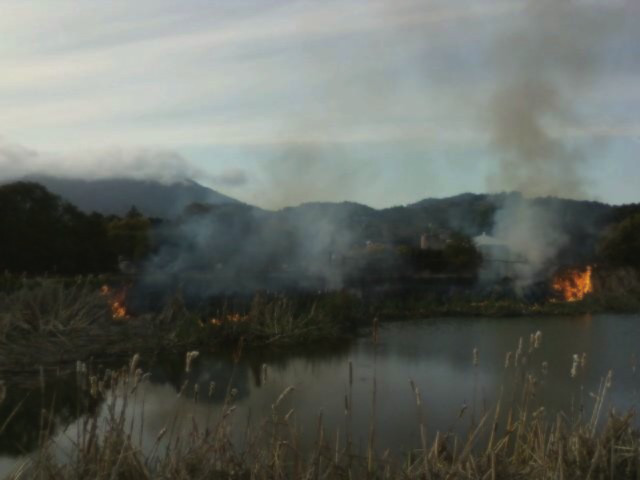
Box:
1;313;639;475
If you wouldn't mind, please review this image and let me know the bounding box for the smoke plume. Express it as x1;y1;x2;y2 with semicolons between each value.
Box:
486;0;624;280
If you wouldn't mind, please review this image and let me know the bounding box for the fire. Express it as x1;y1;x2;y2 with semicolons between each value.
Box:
552;266;593;302
100;285;130;320
209;313;248;326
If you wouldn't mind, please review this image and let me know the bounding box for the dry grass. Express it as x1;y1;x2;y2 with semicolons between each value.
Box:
3;331;639;480
0;280;111;342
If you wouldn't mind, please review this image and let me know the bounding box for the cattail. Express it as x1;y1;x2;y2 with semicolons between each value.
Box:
534;331;542;349
185;351;200;373
541;361;549;376
605;370;613;389
129;354;140;377
230;388;238;399
570;354;579;378
262;363;268;385
177;379;189;398
156;427;167;443
515;337;523;367
529;334;535;352
505;351;513;369
580;353;587;369
284;408;295;422
194;384;199;403
208;381;216;398
90;376;99;398
272;386;295;411
473;348;479;367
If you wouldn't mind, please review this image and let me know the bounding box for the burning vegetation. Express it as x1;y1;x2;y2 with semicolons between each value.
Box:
552;266;594;302
99;285;129;320
209;313;249;326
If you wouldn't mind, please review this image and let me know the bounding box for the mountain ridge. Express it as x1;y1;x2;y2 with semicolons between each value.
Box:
19;175;240;218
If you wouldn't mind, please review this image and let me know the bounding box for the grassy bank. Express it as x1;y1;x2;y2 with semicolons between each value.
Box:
1;277;639;371
3;334;640;479
375;292;640;318
0;279;349;370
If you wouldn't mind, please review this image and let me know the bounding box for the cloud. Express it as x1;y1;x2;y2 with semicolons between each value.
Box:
0;0;638;207
211;168;249;187
0;139;233;185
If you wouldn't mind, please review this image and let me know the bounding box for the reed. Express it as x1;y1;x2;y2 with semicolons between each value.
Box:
4;332;640;480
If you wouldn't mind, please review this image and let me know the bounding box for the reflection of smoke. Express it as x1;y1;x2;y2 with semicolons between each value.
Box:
486;0;622;281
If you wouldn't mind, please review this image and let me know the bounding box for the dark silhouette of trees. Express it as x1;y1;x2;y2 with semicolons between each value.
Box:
106;206;152;262
599;213;640;268
0;182;118;274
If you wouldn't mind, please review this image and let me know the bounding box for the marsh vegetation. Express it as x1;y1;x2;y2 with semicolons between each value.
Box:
2;322;640;479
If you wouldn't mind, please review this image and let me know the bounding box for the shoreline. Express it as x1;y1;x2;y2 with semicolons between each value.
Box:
1;277;639;372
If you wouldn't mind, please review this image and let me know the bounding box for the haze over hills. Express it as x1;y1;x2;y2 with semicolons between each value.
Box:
21;175;240;218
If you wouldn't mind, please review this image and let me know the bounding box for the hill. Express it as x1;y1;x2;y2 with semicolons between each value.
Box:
21;175;240;218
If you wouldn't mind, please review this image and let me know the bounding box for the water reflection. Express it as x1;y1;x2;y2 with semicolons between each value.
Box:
1;314;639;475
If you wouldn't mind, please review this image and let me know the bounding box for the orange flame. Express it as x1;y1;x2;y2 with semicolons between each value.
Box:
209;313;248;326
552;266;593;302
100;285;130;320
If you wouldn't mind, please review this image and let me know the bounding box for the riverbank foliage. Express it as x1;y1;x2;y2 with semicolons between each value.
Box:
4;334;640;479
1;275;639;371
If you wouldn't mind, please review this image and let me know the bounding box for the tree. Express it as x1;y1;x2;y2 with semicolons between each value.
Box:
443;233;482;273
0;182;117;274
599;213;640;268
107;207;152;262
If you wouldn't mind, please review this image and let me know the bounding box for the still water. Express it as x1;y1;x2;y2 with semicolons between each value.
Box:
1;314;639;474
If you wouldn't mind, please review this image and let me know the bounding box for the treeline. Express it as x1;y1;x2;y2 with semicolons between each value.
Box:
1;181;639;277
0;182;152;275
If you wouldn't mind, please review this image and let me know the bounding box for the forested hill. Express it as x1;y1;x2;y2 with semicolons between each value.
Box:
0;180;639;276
20;175;239;218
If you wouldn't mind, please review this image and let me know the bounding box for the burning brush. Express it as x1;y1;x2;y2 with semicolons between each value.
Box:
552;266;594;302
100;285;130;320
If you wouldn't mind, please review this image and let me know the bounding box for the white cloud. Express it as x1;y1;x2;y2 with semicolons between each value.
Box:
0;0;637;205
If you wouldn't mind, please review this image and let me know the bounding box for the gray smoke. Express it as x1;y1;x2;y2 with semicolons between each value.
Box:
142;202;357;296
486;0;624;281
257;142;369;209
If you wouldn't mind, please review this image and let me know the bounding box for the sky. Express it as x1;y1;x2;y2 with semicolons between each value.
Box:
0;0;638;209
